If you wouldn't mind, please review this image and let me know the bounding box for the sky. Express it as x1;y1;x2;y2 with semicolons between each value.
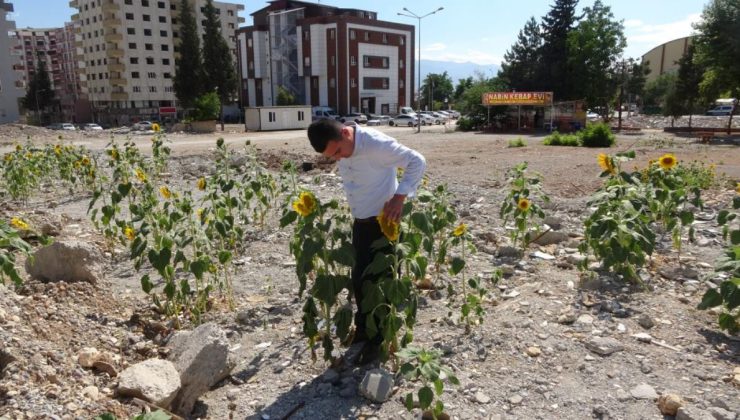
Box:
9;0;704;66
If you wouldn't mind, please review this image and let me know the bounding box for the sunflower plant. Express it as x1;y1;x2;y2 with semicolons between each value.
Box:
398;346;460;419
447;223;487;332
0;219;33;287
499;162;549;252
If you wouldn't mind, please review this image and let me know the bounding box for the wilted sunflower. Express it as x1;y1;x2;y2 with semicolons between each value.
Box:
453;223;467;237
124;226;135;241
159;186;172;199
152;123;161;132
292;191;317;217
15;144;21;152
597;153;615;174
135;168;148;183
197;177;206;191
377;210;400;242
658;154;677;170
10;217;29;230
517;198;531;212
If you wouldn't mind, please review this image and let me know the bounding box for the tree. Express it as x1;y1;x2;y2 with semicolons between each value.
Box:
24;51;55;119
276;86;296;106
173;0;204;111
201;0;237;130
693;0;740;134
626;60;650;104
540;0;580;100
498;17;544;92
458;73;508;122
674;44;704;128
453;77;474;103
567;0;626;118
663;82;684;127
419;72;454;111
643;73;677;114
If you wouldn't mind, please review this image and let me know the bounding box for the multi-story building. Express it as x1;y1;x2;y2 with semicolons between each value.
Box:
13;25;90;122
236;0;415;116
0;1;24;124
642;36;694;84
70;0;244;125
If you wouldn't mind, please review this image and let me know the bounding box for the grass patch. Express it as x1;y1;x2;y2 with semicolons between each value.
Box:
543;122;615;147
543;131;581;146
508;138;527;148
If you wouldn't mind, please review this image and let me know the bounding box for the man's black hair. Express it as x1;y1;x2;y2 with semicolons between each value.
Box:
307;118;343;153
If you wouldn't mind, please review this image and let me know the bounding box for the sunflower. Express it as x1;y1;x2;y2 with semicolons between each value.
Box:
15;144;21;152
377;210;400;242
658;154;677;170
453;223;467;237
124;226;135;241
54;145;62;156
517;198;531;212
292;191;317;217
110;149;119;161
597;153;615;174
197;177;206;191
10;217;29;230
736;182;740;194
4;154;12;162
81;156;91;166
159;186;172;199
152;123;161;133
135;168;148;183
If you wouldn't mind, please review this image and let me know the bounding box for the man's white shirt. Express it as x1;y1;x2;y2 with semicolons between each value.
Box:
337;126;426;219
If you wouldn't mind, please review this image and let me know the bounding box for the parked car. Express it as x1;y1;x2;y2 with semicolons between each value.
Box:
446;109;461;119
418;113;436;125
706;105;734;116
431;112;449;123
61;123;77;131
389;115;418;127
312;106;341;121
586;110;600;119
367;115;391;126
340;113;368;124
83;123;103;131
46;123;62;130
436;111;452;119
133;121;153;130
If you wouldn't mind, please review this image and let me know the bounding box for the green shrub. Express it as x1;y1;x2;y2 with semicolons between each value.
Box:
456;116;476;131
580;122;615;147
543;131;580;146
508;138;527;148
191;92;220;121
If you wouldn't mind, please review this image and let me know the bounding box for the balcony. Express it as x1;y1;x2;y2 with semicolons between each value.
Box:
103;16;121;27
75;40;83;48
107;48;125;57
107;62;125;72
104;33;123;42
111;92;129;101
71;13;80;21
238;17;246;23
110;78;127;86
69;0;79;8
101;1;120;12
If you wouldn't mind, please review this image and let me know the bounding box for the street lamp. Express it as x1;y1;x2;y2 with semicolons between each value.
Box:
398;6;443;133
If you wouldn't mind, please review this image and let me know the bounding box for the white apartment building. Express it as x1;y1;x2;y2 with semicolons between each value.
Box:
70;0;244;124
0;1;24;124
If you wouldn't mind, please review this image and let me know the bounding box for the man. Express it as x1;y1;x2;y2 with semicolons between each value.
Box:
307;119;426;363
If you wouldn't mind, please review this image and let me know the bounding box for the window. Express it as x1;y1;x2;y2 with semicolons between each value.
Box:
162;58;170;65
329;78;335;88
165;86;174;92
365;31;369;41
351;78;356;88
149;86;157;93
312;78;318;88
298;111;305;121
228;10;234;16
146;57;154;64
159;16;166;23
127;28;135;35
161;44;169;51
172;18;177;24
170;4;176;10
133;86;141;92
128;42;137;49
350;56;356;66
330;56;335;66
132;71;140;78
363;77;390;90
228;23;234;29
400;79;404;89
143;14;151;21
160;30;167;37
268;112;276;122
173;31;179;38
141;0;149;6
382;34;388;44
399;59;404;69
304;57;310;67
157;1;165;8
130;57;138;64
303;30;309;41
125;13;134;20
363;56;370;66
163;72;171;78
350;30;356;40
248;61;253;70
329;29;335;40
400;36;405;45
148;72;156;78
382;57;388;68
247;38;252;48
144;29;152;36
145;43;153;50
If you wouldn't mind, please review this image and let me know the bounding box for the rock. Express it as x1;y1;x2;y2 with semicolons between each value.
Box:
660;266;699;281
497;246;522;259
637;314;655;329
359;368;394;403
40;222;61;237
77;348;101;368
82;386;100;401
168;323;235;415
707;407;736;420
25;240;103;284
509;394;523;405
0;308;5;324
557;310;577;325
567;253;587;265
543;216;563;230
526;347;541;357
475;391;491;404
502;290;520;299
532;251;556;260
632;333;653;343
93;360;118;377
630;383;657;400
584;337;624;356
533;231;569;246
117;359;181;407
733;367;740;387
676;406;715;420
657;394;684;416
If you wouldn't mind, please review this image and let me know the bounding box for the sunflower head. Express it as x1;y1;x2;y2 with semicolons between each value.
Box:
197;177;206;191
377;210;400;242
453;223;467;237
54;145;62;156
4;154;12;162
124;226;135;241
152;123;161;133
736;182;740;194
159;186;172;199
597;153;616;174
658;154;677;170
15;144;21;152
81;156;91;166
109;149;119;161
135;168;148;183
517;198;531;212
292;191;317;217
10;217;29;230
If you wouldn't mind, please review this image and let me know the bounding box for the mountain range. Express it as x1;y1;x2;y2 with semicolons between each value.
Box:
418;60;500;84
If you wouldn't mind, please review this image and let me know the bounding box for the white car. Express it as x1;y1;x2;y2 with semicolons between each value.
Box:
367;115;391;126
133;121;153;131
61;123;77;131
83;123;103;131
418;114;437;125
389;115;418;127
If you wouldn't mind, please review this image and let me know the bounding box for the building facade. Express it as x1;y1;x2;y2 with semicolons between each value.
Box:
0;1;24;124
70;0;244;125
641;36;693;84
237;0;414;116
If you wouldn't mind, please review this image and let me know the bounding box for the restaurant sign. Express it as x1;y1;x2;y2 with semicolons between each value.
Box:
482;92;554;106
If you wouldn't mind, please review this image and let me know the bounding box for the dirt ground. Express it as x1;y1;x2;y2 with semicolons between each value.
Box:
1;123;739;420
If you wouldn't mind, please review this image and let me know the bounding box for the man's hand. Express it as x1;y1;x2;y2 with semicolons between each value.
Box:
383;194;406;222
